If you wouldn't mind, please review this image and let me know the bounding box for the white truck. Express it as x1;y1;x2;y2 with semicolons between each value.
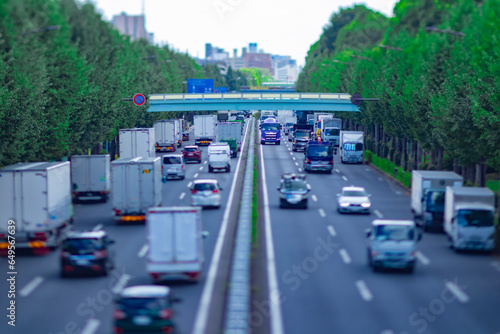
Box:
119;128;155;158
172;119;183;147
217;122;243;151
146;206;207;282
71;155;111;203
111;157;162;223
208;143;231;173
194;115;217;146
0;162;73;253
154;120;177;152
411;171;463;231
314;113;333;132
444;187;496;251
340;131;364;164
321;118;342;147
283;116;297;135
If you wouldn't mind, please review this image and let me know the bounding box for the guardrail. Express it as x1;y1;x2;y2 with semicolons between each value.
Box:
149;92;351;101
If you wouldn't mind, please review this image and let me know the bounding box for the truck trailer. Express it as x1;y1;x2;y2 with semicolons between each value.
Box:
71;155;111;203
154;120;177;152
194;115;217;146
119;128;155;158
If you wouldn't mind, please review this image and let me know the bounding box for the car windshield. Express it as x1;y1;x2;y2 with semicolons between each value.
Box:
374;225;414;241
282;181;307;192
63;238;103;254
344;143;364;151
307;146;332;157
295;132;309;139
261;123;279;131
325;129;340;136
342;190;367;197
163;156;182;164
117;297;168;311
285;123;294;127
194;183;217;191
425;190;445;212
456;209;494;227
184;148;198;152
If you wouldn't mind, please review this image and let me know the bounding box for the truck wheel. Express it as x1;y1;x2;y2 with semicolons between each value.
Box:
277;141;281;145
209;166;213;173
226;165;231;173
406;265;415;274
261;141;265;145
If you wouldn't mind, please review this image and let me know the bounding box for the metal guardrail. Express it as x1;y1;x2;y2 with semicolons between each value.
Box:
223;118;255;334
149;92;351;101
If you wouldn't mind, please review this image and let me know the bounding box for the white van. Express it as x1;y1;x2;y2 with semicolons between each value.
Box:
208;143;231;173
161;154;185;181
146;206;208;282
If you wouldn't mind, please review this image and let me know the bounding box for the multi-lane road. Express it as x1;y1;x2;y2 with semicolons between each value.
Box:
0;120;250;334
257;116;500;334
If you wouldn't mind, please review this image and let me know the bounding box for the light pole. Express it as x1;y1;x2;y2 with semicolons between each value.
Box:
378;44;402;51
22;25;60;36
426;26;465;37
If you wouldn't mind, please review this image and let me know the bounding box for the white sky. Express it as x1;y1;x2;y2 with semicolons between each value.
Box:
88;0;398;67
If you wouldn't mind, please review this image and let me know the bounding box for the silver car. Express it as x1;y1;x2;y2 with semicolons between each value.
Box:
191;179;222;209
337;186;371;214
288;130;294;142
278;173;310;209
162;154;185;181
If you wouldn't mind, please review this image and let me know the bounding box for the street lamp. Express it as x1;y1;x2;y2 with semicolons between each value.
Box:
22;25;60;36
378;44;402;51
350;55;373;61
426;26;465;37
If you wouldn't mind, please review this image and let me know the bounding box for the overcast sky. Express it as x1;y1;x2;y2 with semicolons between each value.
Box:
89;0;398;67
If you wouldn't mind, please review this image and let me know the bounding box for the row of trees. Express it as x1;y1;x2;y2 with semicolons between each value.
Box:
0;0;248;167
297;0;500;185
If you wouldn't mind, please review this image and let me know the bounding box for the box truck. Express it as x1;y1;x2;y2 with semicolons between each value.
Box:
321;118;342;147
0;162;73;254
119;128;155;158
217;111;229;122
217;122;243;152
146;206;207;282
172;119;183;147
111;157;162;223
411;171;463;231
71;155;111;203
154;120;177;152
194;115;217;146
444;187;496;251
340;131;364;164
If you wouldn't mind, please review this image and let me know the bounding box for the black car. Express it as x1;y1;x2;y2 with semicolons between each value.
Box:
114;285;181;334
60;230;115;277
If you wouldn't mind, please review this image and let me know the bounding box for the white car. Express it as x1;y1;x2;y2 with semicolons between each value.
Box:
337;186;371;214
191;179;223;209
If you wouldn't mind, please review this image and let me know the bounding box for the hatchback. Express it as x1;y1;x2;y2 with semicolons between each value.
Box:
191;179;223;209
60;230;115;277
113;285;181;334
162;154;185;181
182;145;201;163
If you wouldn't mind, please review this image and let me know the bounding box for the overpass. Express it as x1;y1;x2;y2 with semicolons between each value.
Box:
147;92;360;112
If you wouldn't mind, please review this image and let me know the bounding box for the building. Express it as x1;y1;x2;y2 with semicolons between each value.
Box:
272;56;299;83
112;13;153;44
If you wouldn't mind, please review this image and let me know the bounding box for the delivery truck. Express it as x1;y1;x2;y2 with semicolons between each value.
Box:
444;187;496;251
71;155;111;203
194;115;217;146
340;131;364;164
154;120;177;152
111;157;162;223
217;122;243;152
172;119;183;147
146;206;207;282
411;171;463;231
0;162;73;254
119;128;155;158
321;118;342;147
217;110;229;122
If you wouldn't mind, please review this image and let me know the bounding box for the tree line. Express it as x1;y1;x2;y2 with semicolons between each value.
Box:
0;0;248;167
297;0;499;186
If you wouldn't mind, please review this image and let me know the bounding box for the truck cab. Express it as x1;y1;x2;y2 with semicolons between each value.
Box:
303;141;334;173
260;117;281;145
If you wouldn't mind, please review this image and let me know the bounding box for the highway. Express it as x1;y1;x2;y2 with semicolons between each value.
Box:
0;120;249;334
257;115;500;334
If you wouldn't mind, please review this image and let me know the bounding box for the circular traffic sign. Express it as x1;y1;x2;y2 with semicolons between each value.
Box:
133;93;146;106
350;93;362;106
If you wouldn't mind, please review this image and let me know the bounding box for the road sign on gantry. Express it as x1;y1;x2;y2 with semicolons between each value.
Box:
133;93;146;106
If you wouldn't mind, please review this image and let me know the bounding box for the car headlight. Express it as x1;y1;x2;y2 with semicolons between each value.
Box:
340;202;350;207
361;202;371;208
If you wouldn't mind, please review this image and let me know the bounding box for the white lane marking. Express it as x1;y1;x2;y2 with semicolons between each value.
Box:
81;319;101;334
179;192;186;200
290;152;293;155
298;168;302;172
342;176;348;181
339;249;352;264
111;274;131;294
491;261;500;271
259;140;285;334
415;251;430;265
194;173;199;178
295;162;299;166
204;161;207;164
378;177;383;181
193;117;251;334
327;225;336;236
319;209;326;217
374;210;383;218
19;276;44;297
395;191;402;195
445;281;470;303
199;166;203;171
137;244;149;258
306;184;311;190
92;224;102;231
187;182;193;188
355;280;374;301
292;157;296;161
335;169;340;173
365;168;371;172
311;195;318;202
